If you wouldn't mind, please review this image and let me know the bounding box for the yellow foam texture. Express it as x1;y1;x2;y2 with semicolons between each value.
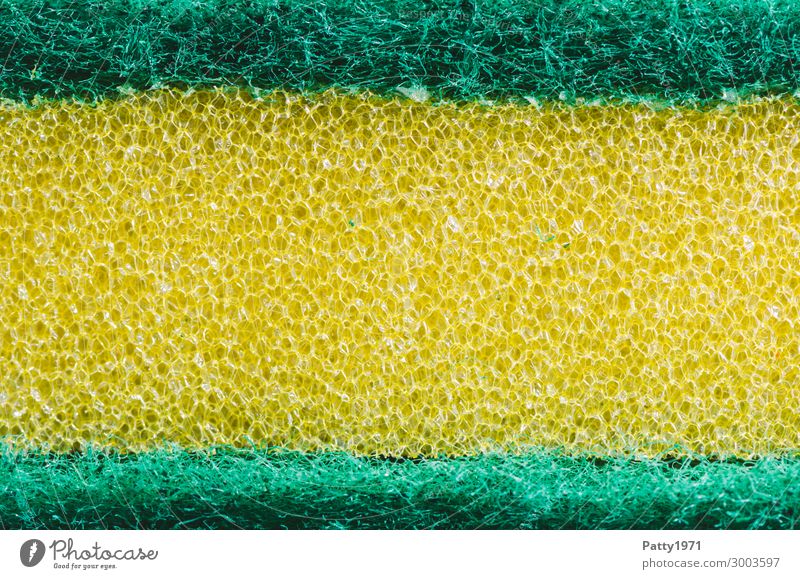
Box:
1;89;799;456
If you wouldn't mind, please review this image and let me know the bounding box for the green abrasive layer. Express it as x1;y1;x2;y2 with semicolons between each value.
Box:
2;447;798;530
2;0;800;104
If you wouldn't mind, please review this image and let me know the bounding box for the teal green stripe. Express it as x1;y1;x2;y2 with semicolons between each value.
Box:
2;0;800;104
2;447;798;529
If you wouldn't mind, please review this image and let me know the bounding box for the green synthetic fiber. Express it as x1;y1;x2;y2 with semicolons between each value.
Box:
1;447;798;530
1;0;800;103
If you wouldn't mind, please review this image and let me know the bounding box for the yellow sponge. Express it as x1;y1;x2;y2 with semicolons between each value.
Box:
1;89;798;456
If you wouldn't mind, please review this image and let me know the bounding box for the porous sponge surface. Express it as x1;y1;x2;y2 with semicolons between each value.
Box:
1;89;799;456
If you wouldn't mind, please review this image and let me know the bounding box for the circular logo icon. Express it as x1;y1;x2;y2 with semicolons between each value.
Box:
20;539;46;567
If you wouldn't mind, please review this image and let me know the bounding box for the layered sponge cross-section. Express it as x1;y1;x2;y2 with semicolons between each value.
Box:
0;0;799;529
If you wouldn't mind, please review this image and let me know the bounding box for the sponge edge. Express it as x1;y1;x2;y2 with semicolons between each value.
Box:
1;89;799;456
3;0;800;104
2;447;799;529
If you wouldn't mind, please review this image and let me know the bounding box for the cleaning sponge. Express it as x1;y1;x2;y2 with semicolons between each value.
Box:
1;89;798;456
